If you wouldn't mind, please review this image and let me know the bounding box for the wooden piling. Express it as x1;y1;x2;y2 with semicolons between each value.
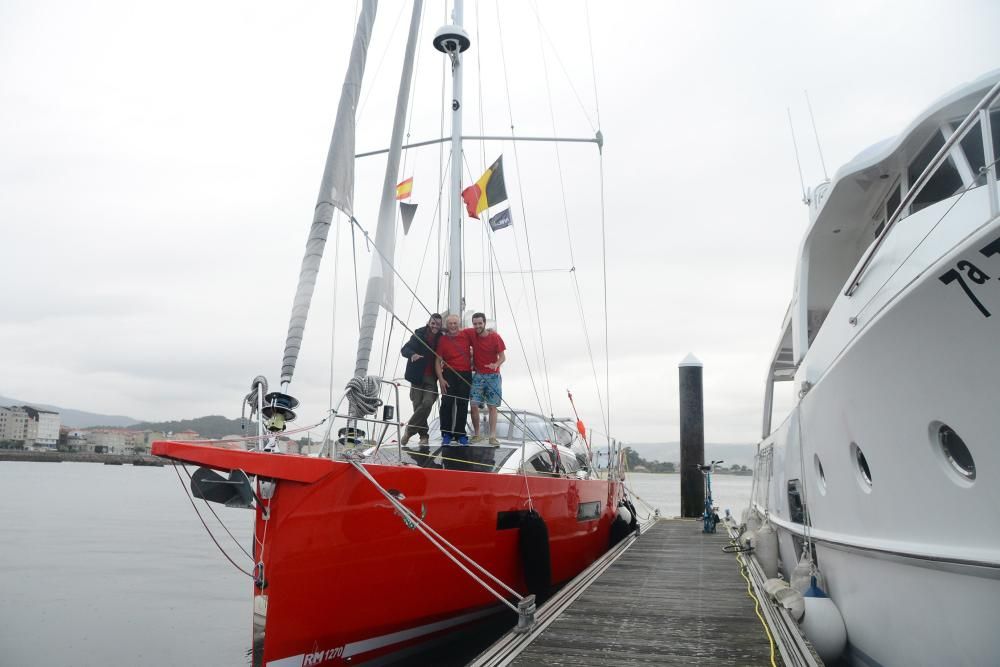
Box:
679;354;705;518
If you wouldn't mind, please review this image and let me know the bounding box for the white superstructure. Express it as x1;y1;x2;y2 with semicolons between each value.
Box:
753;71;1000;667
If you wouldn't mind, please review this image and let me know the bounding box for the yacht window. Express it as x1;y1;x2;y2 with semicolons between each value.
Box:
523;451;554;476
885;183;902;220
559;450;580;475
959;110;1000;186
908;131;963;212
552;423;576;447
787;479;805;524
509;414;550;442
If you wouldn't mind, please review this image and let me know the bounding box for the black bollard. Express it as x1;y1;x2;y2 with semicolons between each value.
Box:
679;354;704;518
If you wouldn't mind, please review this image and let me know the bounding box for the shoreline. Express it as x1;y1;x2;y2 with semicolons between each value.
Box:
0;450;165;466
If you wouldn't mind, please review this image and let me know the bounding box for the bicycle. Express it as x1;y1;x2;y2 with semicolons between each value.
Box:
698;459;724;533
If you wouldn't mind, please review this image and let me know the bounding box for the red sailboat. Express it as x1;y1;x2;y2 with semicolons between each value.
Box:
154;2;626;665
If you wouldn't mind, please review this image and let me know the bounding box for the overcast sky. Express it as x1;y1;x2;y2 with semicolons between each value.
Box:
2;0;998;443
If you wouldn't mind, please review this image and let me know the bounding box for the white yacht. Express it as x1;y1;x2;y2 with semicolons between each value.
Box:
751;70;1000;666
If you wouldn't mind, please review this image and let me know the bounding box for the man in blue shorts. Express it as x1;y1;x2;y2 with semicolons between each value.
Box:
468;312;506;445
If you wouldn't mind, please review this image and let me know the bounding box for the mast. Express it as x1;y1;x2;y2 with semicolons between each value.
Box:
353;0;425;378
434;2;471;317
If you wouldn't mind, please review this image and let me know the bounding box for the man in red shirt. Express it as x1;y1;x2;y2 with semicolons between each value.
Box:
435;314;473;445
468;312;506;446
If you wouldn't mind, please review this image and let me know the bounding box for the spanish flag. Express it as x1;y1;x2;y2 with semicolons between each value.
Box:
461;156;508;219
395;177;413;200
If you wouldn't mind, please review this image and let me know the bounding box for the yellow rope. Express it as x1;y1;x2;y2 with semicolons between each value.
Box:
731;538;778;667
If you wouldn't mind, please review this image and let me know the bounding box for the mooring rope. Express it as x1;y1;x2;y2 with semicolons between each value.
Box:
349;460;523;611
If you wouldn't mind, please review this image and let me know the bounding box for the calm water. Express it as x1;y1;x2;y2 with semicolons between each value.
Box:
0;463;750;666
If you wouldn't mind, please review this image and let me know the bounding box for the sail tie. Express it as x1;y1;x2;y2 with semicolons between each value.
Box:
344;375;383;418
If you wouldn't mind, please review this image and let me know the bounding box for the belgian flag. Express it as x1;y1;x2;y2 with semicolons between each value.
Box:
461;156;508;219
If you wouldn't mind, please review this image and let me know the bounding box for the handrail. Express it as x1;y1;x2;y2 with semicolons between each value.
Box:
845;78;1000;296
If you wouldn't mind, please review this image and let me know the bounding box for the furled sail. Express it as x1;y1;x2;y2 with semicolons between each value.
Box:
353;0;423;379
280;0;378;386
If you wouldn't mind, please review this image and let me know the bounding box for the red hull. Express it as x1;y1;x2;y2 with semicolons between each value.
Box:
153;441;622;666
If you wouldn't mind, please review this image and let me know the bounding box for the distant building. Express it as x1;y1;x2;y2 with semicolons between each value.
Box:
0;405;60;450
23;406;60;449
138;431;166;455
82;429;129;454
0;406;29;446
64;429;90;452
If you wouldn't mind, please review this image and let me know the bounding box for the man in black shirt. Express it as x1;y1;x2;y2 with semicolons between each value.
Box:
400;314;443;445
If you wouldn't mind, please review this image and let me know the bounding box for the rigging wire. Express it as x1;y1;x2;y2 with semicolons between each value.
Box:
534;4;609;437
436;0;447;312
494;0;554;416
389;155;453;382
584;0;602;129
481;209;549;416
356;1;407;123
489;0;546;379
853;160;998;321
171;462;253;578
475;2;489;315
585;0;612;435
526;0;597;132
348;215;435;318
598;151;611;443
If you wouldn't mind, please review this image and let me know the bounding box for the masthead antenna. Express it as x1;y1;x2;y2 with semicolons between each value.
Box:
787;107;809;205
804;90;829;181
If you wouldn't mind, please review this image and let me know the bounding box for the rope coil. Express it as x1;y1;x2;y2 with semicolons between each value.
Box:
345;375;384;417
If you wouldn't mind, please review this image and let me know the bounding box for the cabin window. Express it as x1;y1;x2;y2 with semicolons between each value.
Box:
551;423;576;447
787;479;805;524
509;414;550;442
958;109;1000;186
523;451;554;476
907;131;963;212
885;183;902;221
560;451;581;476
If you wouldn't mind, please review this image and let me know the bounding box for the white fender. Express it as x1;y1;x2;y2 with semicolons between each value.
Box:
801;580;847;663
790;550;813;593
754;522;779;578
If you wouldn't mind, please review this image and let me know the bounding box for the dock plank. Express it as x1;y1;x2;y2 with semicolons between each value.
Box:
509;519;778;666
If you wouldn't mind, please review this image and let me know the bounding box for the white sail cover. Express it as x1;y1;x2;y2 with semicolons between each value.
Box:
353;0;423;379
281;0;377;385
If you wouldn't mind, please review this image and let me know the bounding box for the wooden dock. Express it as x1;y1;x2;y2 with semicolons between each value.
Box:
495;519;782;666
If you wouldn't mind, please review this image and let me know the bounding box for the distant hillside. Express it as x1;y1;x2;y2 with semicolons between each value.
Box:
624;442;757;468
130;415;247;439
0;395;139;428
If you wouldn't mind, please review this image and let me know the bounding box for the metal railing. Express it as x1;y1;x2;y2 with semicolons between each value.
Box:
845;78;1000;296
318;379;404;460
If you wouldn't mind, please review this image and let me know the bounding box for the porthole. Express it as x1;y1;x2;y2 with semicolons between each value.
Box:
850;442;872;493
814;454;827;495
930;421;976;486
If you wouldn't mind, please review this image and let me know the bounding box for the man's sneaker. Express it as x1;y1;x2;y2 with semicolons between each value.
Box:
442;434;452;445
400;430;413;446
418;436;429;445
489;437;501;446
458;435;469;445
470;434;485;444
